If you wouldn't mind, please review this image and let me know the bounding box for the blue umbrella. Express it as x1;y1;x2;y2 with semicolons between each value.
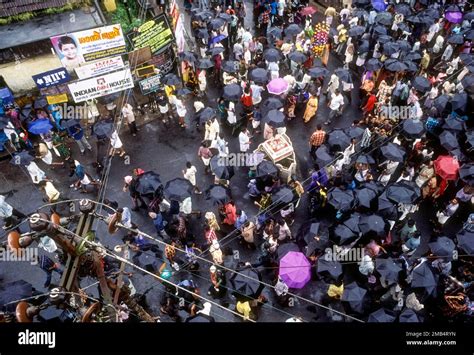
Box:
307;66;329;78
28;119;53;135
372;0;387;11
250;68;269;84
209;34;227;45
365;58;382;71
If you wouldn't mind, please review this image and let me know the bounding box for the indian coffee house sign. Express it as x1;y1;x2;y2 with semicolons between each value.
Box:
67;68;134;103
74;56;125;80
32;68;71;89
128;14;175;54
139;74;163;95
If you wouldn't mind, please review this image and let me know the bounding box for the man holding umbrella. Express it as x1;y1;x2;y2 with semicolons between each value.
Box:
67;121;91;155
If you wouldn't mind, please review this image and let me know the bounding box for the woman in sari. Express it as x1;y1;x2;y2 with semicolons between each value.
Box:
303;94;318;123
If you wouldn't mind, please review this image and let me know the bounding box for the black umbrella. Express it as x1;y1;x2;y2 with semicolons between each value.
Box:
429;237;456;260
93;120;114;138
466;131;474;150
375;12;392;26
361;181;384;195
352;8;369;18
383;42;400;56
317;259;343;280
375;258;402;283
442;117;465;131
353;0;370;6
334;68;351;83
197;58;214;69
261;98;284;111
33;97;48;109
20;104;33;121
256;160;279;178
380;143;406;162
399;308;421;323
209;17;226;30
359;214;385;236
333;224;358;245
439;131;459;150
459;163;474;185
218;12;231;21
288;51;307;64
307;66;329;78
223;83;242;101
421;8;439;18
368;308;396;322
304;222;330;254
230;268;264;300
195;28;210;39
365;58;383;71
402;119;425;138
327;188;355;212
197;107;216;124
315;145;334;166
206;184;231;205
433;94;450;112
136;171;163;197
411;262;438;297
394;3;412;16
403;60;418;73
267;26;283;39
132;252;159;273
386;182;420;204
0;116;10;129
277;242;300;261
341;282;368;314
465;30;474;41
377;193;398;220
344;126;365;140
447;33;464;45
207;47;225;56
327;129;351;151
271;185;295;206
384;59;407;72
264;109;286;128
465;11;474;21
185;313;215;322
10;151;34;166
263;48;283;62
176;88;192;96
222;60;239;73
396;39;411;52
250;68;269;84
460;53;474;65
354;188;377;209
451;92;467;111
348;25;366;37
373;25;387;36
412;76;431;93
457;230;474;255
355;154;375;165
0;280;33;312
461;74;474;88
194;10;213;21
210;155;235;180
357;40;370;54
162;73;182;86
404;51;422;61
376;35;392;44
60;118;81;129
178;51;197;63
164;178;193;201
285;24;302;36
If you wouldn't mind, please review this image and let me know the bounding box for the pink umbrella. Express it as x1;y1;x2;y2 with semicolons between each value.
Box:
434;155;460;181
267;78;289;95
300;6;317;16
279;251;311;289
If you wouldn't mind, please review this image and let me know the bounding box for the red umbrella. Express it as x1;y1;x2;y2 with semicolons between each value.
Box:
300;6;317;16
434;155;460;180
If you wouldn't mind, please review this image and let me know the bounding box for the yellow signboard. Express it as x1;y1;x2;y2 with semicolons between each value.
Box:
47;94;68;105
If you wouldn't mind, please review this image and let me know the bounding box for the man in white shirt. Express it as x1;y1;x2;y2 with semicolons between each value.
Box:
233;41;244;60
121;103;137;136
250;83;264;105
326;89;345;125
239;127;251;152
183;162;202;194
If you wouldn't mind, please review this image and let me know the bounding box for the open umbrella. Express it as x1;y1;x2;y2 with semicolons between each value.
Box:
434;155;459;181
348;25;366;37
361;181;384;195
383;42;400;56
222;60;239;73
432;95;449;113
368;308;396;322
403;60;418;73
164;178;193;201
377;193;398;220
250;68;269;84
210;155;235;180
355;188;378;208
402;119;425;138
304;222;330;255
375;258;402;283
288;51;307;64
333;224;358;245
357;40;370;54
465;29;474;41
443;117;466;131
93;120;114;138
267;78;289;95
133;252;159;273
176;88;192;96
262;98;284;111
459;163;474;185
334;68;351;83
353;8;369;18
373;25;387;36
396;39;411;52
206;184;231;205
317;259;343;280
207;47;225;56
365;58;383;71
197;107;216;124
384;59;407;72
197;58;214;69
359;214;385;236
386;182;420;204
412;76;431;93
263;48;283;62
445;5;463;23
27;119;53;135
209;17;226;30
411;262;438;297
230;268;264;300
194;10;213;21
267;27;283;39
327;129;351;151
279;251;311;289
33;97;48;109
451;92;468;111
399;308;421;323
0;116;10;129
344;126;365;140
429;236;456;260
404;51;422;61
356;154;375;165
394;3;412;16
264;109;286;127
0;280;33;312
178;51;197;63
315;145;334;166
271;185;295;206
341;213;361;234
285;24;302;36
60;118;81;129
376;34;392;44
327;188;355;212
341;282;368;314
223;83;242;101
300;6;317;15
162;73;181;86
307;66;329;78
447;33;464;45
195;28;210;39
457;230;474;255
136;171;162;197
375;12;392;26
380;143;406;162
277;242;300;261
256;160;279;178
10;151;34;166
439;131;459;150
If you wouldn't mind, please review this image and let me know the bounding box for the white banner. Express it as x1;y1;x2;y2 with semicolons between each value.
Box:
68;68;134;103
75;56;125;79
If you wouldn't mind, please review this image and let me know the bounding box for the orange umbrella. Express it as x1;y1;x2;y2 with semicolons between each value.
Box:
434;155;460;180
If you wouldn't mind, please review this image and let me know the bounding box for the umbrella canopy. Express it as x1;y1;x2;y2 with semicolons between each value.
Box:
250;68;269;84
412;76;431;93
333;224;358;245
222;60;239;73
164;178;193;201
396;39;411;52
368;308;396;323
28;119;53;135
327;129;351;150
402;119;425;138
341;213;361;234
451;92;468;111
263;48;283;62
208;17;226;30
277;242;300;261
33;97;48;109
261;97;284;111
399;308;421;323
0;280;33;312
315;145;334;166
348;25;366;37
439;131;459;151
459;163;474;185
300;6;317;15
447;33;464;44
0;116;10;129
317;259;343;280
327;188;355;212
375;258;402;283
267;78;289;95
354;188;377;208
135;171;163;197
353;8;369;18
10;151;34;166
403;60;418;73
304;222;330;255
207;47;225;56
210;155;235;180
279;251;311;289
383;42;400;56
178;51;197;63
380;143;406;162
357;40;370;54
376;34;392;44
285;24;302;36
288;51;307;63
365;58;383;71
445;5;463;23
197;58;214;69
197;107;216;124
372;0;387;12
394;3;412;16
93;120;114;138
429;236;456;260
206;184;232;205
384;59;407;72
359;214;385;236
272;185;295;206
404;51;422;61
264;109;286;127
193;10;213;21
356;154;375;165
223;83;243;101
162;73;181;86
434;155;460;180
195;28;210;39
457;230;474;255
230;268;264;300
411;262;438;296
341;281;368;314
210;34;227;45
334;68;351;83
344;126;365;140
433;94;450;112
373;25;387;36
307;66;329;78
386;182;420;204
256;160;279;178
443;117;465;131
377;193;398;220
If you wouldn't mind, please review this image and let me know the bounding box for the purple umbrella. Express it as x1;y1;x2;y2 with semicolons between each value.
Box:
444;5;463;24
267;78;289;95
279;251;311;289
28;119;53;135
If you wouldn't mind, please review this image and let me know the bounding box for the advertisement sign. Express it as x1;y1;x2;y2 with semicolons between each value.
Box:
32;68;71;89
46;94;69;105
74;56;125;79
139;74;163;95
148;47;175;75
128;47;153;68
67;68;134;103
51;24;127;71
128;14;175;54
136;65;156;77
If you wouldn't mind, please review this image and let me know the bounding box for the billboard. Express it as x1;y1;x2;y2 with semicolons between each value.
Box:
32;68;71;89
67;68;134;103
51;25;127;71
74;56;125;79
139;74;163;95
128;14;175;54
